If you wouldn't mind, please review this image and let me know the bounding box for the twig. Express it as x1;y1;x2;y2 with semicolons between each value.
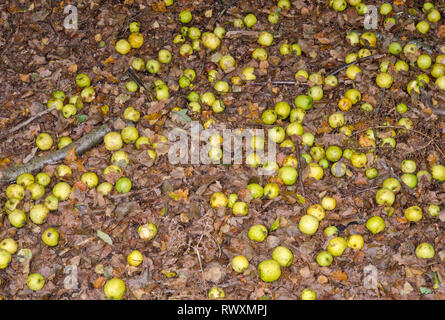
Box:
327;54;385;77
0;106;56;140
193;234;207;290
127;67;147;90
295;141;314;204
0;124;111;183
375;88;386;114
215;0;239;24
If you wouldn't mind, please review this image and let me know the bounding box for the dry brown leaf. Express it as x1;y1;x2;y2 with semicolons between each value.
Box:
331;270;348;282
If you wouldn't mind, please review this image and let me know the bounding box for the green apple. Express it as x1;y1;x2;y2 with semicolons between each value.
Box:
382;177;401;193
126;81;138;92
6;184;25;200
115;177;132;194
27;273;45;291
258;31;274;47
401;173;417;188
232;202;249;216
29;204;49;225
81;172;99;189
257;260;281;282
380;3;392;15
427;9;441;23
52;90;66;101
417;54;432;70
375;188;395;206
286;122;304;137
213;26;226;39
299;215;319;235
347;234;364;249
272;246;293;267
158;49;172;64
36;133;53;150
351;152;367;168
244;13;257;28
121;126;139;144
4;198;20;214
290;108;306;123
332;0;347;11
80;86;95;102
17;173;34;187
42;227;59;246
208;286;225;299
179;10;192;23
327;237;348;256
248;224;268;242
55;164;72;179
232;255;249;273
214;80;229;93
44;195;59;211
268;12;279;24
415;243;435;259
294;95;312;110
131;57;145;71
401;160;416;173
146;59;161;74
321;196;336;211
104;278;126;300
278;166;298;185
0;238;18;255
427;204;440;217
8;209;27;228
326;145;342;162
376;73;393;89
128;32;144;48
97;182;113;196
328;112;345;128
308;86;323;101
316;251;333;267
137;223;157;241
210;192;228;208
431;164;445;181
58;136;73;149
268;127;286;143
404;206;422;222
47;98;64;110
324;226;338;237
416;20;430;34
127;250;144;267
307;204;325;221
35;172;51;187
388;42;402;55
263;183;280;199
201;32;220;50
0;249;11;269
301;289;316;300
366;216;385;234
53;182;71;201
75;73;91;88
247;183;263;199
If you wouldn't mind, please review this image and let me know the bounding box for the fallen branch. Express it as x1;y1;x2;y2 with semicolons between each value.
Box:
295;140;315;204
0;124;110;183
327;54;385;77
375;88;386;114
0;106;56;140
